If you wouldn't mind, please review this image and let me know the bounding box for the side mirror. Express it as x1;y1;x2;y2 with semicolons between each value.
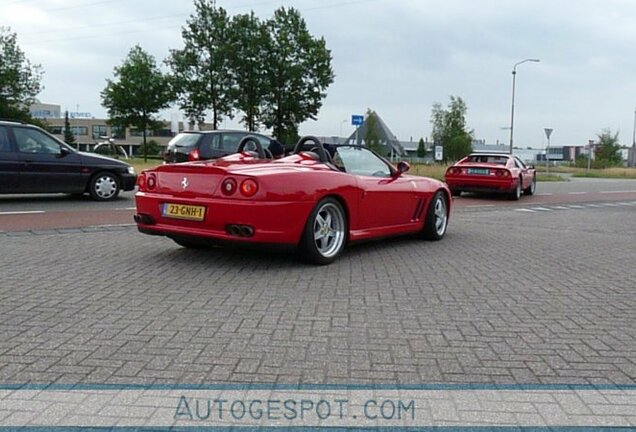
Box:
396;161;410;175
528;164;535;170
58;146;72;157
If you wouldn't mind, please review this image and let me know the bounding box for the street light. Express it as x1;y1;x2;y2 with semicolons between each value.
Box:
509;58;540;155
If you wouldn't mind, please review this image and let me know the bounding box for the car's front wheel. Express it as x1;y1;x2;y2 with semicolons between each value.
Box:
89;172;120;201
524;174;536;195
299;197;347;265
420;191;449;240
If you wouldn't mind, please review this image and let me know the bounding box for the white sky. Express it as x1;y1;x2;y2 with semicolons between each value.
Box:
3;0;636;148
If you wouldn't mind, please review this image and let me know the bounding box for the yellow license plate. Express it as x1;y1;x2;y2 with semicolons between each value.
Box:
162;203;206;221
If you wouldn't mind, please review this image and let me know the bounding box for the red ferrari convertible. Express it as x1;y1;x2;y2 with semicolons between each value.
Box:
134;136;451;264
444;153;536;200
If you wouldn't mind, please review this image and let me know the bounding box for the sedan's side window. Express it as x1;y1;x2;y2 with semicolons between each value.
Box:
0;127;11;152
514;157;526;169
14;128;61;154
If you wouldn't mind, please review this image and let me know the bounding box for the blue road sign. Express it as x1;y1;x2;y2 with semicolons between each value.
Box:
351;115;364;126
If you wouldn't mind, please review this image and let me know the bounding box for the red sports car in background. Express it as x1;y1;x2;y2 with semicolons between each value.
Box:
135;136;452;264
444;153;536;200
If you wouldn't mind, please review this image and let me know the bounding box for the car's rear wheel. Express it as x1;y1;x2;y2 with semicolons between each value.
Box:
510;177;522;201
524;174;536;195
420;191;448;240
89;172;120;201
299;197;347;265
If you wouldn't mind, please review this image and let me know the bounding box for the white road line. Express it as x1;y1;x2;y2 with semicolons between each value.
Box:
585;204;602;208
599;190;635;194
116;207;137;211
535;193;553;196
568;192;588;195
466;204;496;208
568;205;586;209
515;208;536;213
0;210;46;215
551;206;570;210
530;207;552;211
602;203;619;206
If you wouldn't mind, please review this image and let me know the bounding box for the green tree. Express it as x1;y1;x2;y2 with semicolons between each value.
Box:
167;0;234;129
261;7;334;145
364;109;384;154
595;129;622;166
101;45;173;162
229;12;268;132
431;96;473;162
417;138;426;158
0;27;43;121
63;110;76;146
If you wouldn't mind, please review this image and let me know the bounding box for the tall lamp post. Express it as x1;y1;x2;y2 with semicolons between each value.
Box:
509;58;540;155
631;107;636;167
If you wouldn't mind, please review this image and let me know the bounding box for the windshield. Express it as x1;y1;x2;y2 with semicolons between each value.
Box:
333;146;392;178
167;133;200;150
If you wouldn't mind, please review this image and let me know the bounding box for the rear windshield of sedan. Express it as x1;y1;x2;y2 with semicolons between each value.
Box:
465;155;509;165
167;133;201;150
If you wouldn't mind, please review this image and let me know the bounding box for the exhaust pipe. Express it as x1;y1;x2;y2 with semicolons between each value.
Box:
227;224;241;236
134;214;155;225
226;224;254;237
239;225;254;237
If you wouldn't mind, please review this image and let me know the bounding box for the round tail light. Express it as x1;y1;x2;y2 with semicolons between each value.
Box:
137;173;146;190
222;178;237;196
240;179;258;197
147;174;157;189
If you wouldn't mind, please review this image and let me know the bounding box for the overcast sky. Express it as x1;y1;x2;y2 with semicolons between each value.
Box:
4;0;636;148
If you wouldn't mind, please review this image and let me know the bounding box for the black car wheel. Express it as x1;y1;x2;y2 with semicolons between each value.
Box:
89;172;120;201
420;191;449;241
509;177;522;201
299;197;347;265
524;174;536;195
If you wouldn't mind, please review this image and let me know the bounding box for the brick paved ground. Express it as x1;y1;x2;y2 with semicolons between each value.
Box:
0;204;635;386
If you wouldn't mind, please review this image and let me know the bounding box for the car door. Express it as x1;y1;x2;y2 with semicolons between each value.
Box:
336;146;418;229
13;126;82;193
0;126;20;193
514;157;533;189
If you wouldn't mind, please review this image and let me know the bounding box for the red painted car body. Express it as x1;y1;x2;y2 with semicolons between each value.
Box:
444;153;536;200
135;140;451;264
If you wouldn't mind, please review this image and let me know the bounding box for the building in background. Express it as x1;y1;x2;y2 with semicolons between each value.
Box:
28;103;208;156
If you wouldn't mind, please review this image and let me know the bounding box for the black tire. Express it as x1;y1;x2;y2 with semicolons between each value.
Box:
171;237;208;249
298;197;347;265
451;189;462;197
89;172;120;201
420;191;449;241
524;174;536;196
509;177;522;201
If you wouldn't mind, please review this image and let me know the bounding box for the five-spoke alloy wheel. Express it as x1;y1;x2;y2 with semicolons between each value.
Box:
300;198;347;265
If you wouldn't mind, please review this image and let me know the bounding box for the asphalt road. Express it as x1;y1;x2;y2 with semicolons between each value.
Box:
0;177;635;232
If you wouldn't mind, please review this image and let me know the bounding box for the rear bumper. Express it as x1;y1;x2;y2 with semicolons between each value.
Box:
445;176;517;193
134;192;312;245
